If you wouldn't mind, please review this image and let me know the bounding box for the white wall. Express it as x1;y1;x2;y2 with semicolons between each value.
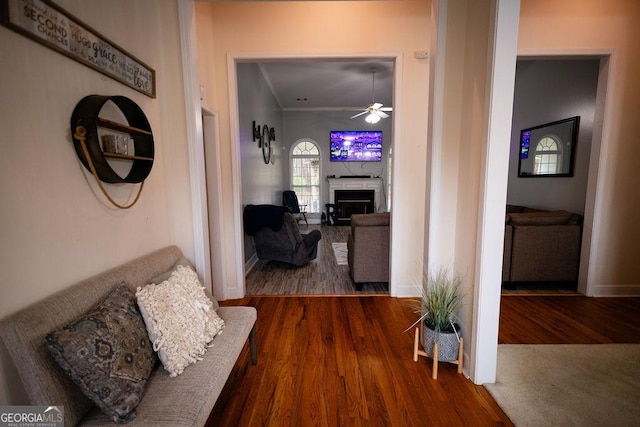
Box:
0;0;193;404
508;59;600;215
283;110;393;212
238;64;285;207
237;63;285;261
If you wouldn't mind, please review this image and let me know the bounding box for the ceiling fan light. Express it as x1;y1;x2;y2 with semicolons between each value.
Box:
365;113;381;124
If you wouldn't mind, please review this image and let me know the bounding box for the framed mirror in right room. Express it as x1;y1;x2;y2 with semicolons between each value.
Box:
518;116;580;177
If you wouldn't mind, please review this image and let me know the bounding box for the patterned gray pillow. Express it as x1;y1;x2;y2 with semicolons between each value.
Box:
45;285;156;423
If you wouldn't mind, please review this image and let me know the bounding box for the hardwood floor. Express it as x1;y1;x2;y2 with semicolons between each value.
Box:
498;295;640;344
246;225;389;296
208;295;640;426
233;225;640;425
209;296;512;426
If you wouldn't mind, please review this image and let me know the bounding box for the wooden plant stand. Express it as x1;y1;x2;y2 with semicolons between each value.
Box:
413;326;463;380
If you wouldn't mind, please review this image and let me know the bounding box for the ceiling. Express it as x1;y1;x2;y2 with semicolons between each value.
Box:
256;60;394;112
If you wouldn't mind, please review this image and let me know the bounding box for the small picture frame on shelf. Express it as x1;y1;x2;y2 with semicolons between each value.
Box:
102;134;129;155
118;135;130;155
102;134;117;154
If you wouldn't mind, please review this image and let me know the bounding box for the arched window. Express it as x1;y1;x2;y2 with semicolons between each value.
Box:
290;140;321;213
533;136;561;175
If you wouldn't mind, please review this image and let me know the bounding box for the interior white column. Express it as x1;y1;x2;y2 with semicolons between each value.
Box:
471;0;520;385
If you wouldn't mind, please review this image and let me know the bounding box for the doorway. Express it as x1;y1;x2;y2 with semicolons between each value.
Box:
503;56;606;295
230;55;399;297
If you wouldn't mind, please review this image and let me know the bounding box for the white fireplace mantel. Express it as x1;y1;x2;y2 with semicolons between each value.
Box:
327;178;385;212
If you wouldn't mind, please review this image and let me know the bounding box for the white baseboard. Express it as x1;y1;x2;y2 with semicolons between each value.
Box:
590;283;640;297
392;284;421;298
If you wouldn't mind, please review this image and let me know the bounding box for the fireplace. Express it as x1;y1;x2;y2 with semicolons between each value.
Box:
334;190;375;224
326;178;385;225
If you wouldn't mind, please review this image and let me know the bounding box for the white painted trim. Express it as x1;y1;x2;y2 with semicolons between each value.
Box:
289;138;322;213
517;48;615;58
471;0;520;385
202;109;229;301
327;178;385;213
387;55;403;298
425;0;448;272
393;286;421;298
226;54;247;301
231;51;403;62
257;63;284;109
583;54;615;297
229;51;404;299
178;0;212;293
591;283;640;297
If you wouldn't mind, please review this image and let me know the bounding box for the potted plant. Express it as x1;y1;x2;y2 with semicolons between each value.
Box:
409;267;464;363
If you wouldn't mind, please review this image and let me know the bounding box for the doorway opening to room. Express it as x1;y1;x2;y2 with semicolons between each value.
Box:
226;56;399;295
229;56;398;297
502;55;608;297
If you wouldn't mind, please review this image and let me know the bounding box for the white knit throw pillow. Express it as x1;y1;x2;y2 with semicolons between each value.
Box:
136;265;225;377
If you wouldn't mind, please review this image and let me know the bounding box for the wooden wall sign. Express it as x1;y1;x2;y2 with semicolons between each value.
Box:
0;0;156;98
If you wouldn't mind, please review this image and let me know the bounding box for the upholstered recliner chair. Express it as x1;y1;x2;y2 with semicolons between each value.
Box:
243;204;321;267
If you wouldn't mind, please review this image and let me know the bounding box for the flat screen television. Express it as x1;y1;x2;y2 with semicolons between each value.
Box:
330;130;382;162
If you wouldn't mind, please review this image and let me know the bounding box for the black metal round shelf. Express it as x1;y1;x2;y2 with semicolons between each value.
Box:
70;95;154;184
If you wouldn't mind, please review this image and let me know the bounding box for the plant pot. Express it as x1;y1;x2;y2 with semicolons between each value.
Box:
423;324;460;362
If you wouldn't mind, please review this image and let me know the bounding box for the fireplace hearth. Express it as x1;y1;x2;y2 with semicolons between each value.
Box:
334;190;375;225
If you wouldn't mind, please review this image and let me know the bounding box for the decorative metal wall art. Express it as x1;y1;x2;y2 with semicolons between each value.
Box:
252;121;275;164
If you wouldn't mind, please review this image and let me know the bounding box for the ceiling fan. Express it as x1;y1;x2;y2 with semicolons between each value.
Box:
350;67;392;123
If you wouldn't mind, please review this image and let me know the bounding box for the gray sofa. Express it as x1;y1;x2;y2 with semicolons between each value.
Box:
503;206;583;283
0;246;257;426
347;212;390;291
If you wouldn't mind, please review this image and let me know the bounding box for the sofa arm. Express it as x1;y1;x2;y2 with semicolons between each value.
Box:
347;225;390;283
510;224;581;282
350;212;390;228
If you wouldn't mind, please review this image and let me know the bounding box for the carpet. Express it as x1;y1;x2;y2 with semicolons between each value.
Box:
331;242;348;265
485;344;640;427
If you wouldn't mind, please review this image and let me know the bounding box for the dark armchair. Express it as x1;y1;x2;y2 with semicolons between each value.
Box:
283;190;308;225
243;204;321;267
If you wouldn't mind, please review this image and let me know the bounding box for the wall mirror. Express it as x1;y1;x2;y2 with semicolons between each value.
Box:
518;116;580;177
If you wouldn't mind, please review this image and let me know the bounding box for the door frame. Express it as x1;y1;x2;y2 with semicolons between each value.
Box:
228;52;403;297
513;50;614;297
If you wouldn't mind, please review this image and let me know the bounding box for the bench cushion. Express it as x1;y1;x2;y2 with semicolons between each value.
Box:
0;246;183;427
0;246;257;427
78;306;257;427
